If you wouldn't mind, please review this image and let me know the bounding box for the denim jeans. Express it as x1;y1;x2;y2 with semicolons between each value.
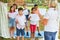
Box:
44;31;57;40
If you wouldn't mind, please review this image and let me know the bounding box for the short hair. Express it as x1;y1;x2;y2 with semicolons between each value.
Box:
13;4;17;9
34;4;38;7
31;7;35;11
18;7;23;11
31;7;35;13
50;2;57;8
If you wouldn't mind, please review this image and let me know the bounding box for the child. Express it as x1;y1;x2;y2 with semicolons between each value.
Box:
29;7;40;40
8;6;17;38
43;2;59;40
23;4;30;36
34;4;42;36
15;8;26;40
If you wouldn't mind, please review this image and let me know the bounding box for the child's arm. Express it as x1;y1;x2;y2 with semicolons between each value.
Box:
28;14;31;20
38;10;43;20
39;14;43;20
41;12;49;26
16;20;19;24
15;16;19;24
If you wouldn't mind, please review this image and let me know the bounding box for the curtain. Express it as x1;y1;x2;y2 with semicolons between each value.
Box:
0;2;10;38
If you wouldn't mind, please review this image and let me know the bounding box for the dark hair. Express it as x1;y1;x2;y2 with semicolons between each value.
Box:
31;7;35;11
34;4;38;7
18;7;23;11
13;4;17;9
9;6;15;13
31;7;35;13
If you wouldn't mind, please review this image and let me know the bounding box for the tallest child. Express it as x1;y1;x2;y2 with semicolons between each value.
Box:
8;6;17;39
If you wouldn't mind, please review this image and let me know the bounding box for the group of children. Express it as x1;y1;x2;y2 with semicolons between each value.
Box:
8;4;43;40
0;1;58;40
8;3;59;40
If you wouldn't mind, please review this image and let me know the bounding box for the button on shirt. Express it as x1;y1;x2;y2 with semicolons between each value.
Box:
44;8;59;32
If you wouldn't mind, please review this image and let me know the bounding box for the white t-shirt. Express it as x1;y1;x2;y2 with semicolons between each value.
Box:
15;14;26;29
23;9;29;15
39;8;46;16
15;9;18;14
29;14;40;25
44;8;59;32
8;12;17;19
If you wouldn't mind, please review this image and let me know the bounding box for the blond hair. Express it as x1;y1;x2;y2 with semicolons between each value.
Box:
50;1;57;8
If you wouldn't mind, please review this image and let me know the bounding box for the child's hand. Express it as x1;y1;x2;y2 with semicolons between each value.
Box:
41;19;48;26
16;20;19;24
28;16;31;20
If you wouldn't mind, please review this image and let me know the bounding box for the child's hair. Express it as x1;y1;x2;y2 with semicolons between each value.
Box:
34;4;38;7
9;6;15;13
31;7;35;13
13;4;17;9
18;7;23;11
50;2;57;8
31;7;35;11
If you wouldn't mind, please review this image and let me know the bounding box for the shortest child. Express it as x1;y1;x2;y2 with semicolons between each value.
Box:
15;8;26;40
29;7;40;40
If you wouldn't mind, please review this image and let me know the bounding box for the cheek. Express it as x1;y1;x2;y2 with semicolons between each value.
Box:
20;11;23;13
11;9;14;11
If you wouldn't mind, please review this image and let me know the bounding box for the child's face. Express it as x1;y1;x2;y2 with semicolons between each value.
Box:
11;7;15;11
18;10;23;15
32;9;35;14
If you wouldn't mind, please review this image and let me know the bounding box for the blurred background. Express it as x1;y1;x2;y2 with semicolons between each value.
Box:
0;0;60;40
